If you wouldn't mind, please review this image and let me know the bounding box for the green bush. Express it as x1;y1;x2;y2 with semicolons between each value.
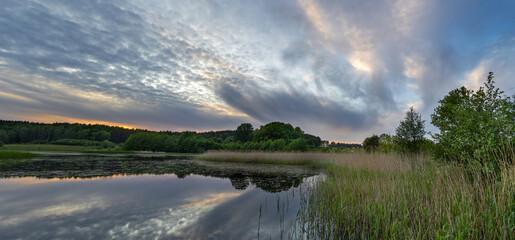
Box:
430;72;514;173
101;140;117;149
395;107;426;153
286;138;308;151
363;135;379;152
52;139;103;146
0;140;3;148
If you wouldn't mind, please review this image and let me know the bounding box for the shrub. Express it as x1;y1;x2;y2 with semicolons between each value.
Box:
430;72;514;173
363;135;379;152
395;107;426;153
101;140;117;149
286;138;308;151
52;139;102;146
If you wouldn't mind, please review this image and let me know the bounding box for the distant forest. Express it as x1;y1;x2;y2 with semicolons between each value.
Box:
0;120;354;152
0;120;138;144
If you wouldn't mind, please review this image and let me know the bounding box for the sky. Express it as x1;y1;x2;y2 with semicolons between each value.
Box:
1;0;514;142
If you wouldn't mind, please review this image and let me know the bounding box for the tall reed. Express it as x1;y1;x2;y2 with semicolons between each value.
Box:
294;153;514;239
199;150;514;239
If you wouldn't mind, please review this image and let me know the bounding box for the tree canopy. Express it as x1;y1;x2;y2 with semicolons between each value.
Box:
253;122;304;141
431;72;514;171
234;123;254;142
395;107;426;152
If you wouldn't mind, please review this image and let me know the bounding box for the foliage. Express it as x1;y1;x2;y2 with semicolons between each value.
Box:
51;139;113;147
2;120;322;153
0;130;8;143
234;123;254;143
286;138;308;151
378;133;395;153
395;107;426;152
363;135;379;152
123;132;221;153
430;72;514;172
0;120;137;144
0;140;3;148
253;122;304;141
304;134;322;148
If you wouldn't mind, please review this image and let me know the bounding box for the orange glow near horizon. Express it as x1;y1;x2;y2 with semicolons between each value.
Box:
3;113;238;133
5;114;146;130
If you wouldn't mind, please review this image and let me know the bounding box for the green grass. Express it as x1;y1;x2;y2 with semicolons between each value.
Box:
3;144;98;152
80;149;135;154
3;144;137;154
0;151;41;161
2;144;203;155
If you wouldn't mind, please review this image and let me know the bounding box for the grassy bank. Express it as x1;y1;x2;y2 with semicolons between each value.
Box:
0;151;41;160
2;144;136;154
199;151;514;239
3;144;97;152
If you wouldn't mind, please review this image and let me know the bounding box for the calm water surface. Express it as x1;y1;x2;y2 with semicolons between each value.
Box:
0;155;318;239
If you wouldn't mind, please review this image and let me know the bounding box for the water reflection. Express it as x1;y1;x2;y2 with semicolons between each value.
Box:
0;155;317;239
0;155;316;193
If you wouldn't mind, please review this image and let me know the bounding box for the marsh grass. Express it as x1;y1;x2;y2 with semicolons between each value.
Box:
198;151;320;165
294;153;514;239
199;151;514;239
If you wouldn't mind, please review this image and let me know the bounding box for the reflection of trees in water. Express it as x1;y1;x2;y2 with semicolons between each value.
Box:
0;155;316;193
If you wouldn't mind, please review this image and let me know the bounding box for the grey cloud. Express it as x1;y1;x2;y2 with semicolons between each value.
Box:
216;81;376;130
0;0;514;140
0;0;254;130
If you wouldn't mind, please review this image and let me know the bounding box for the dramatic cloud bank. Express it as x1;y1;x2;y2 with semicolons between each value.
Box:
1;0;514;141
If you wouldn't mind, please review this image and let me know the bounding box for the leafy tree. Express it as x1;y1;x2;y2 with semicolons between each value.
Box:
363;135;379;152
431;72;514;171
0;140;3;148
269;139;287;151
286;138;308;151
304;134;322;148
234;123;254;142
378;133;395;153
93;130;111;141
0;130;8;143
253;122;303;141
395;107;426;152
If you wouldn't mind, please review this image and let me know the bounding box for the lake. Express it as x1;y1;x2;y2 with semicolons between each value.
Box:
0;155;318;239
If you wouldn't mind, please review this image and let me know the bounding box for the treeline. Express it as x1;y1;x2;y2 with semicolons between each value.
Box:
124;122;321;153
0;120;322;153
0;120;139;144
0;120;241;148
362;72;513;175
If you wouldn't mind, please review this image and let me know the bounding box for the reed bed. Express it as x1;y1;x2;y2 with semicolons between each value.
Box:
200;151;421;170
295;154;514;239
199;151;514;239
198;151;323;165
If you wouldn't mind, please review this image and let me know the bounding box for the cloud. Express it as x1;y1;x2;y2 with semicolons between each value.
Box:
0;0;514;140
216;81;377;130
